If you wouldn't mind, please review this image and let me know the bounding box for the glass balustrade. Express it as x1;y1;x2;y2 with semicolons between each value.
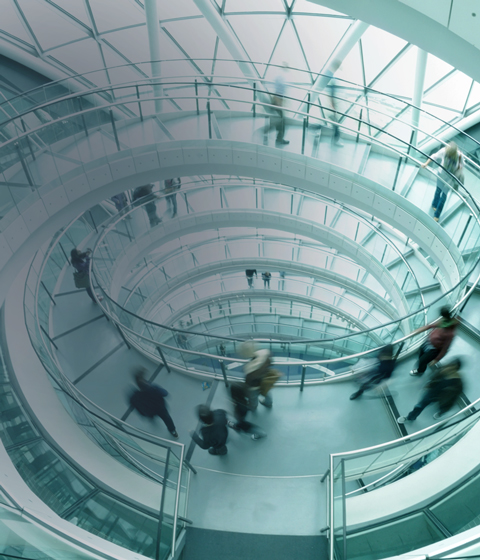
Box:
329;400;480;559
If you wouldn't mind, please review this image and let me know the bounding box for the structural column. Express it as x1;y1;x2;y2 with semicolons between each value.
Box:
411;48;428;148
144;0;163;113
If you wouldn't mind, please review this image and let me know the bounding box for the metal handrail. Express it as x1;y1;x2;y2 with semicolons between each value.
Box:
2;58;480;156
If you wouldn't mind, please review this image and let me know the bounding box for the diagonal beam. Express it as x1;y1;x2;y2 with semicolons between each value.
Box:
309;20;369;95
193;0;261;84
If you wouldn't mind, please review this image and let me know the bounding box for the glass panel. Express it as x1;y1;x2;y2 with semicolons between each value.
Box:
431;470;480;535
9;440;94;515
345;512;445;560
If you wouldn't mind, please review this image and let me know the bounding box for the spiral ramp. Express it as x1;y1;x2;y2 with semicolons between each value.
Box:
2;66;480;560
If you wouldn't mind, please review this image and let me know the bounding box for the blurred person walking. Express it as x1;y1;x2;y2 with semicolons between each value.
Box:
71;248;102;303
263;63;290;146
422;142;465;221
241;341;281;409
129;368;178;438
323;59;344;147
164;177;181;218
398;358;464;423
409;307;459;377
227;382;267;440
350;344;397;400
190;405;228;455
111;192;128;214
245;269;257;289
132;184;162;227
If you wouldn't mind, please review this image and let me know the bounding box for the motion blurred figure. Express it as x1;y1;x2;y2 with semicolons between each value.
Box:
398;358;464;423
227;382;267;440
132;184;161;227
71;247;102;303
245;269;257;289
323;59;344;147
263;63;289;146
164;177;181;218
241;341;281;409
190;405;228;455
422;141;465;221
409;307;459;377
350;344;397;400
129;368;178;438
111;192;128;214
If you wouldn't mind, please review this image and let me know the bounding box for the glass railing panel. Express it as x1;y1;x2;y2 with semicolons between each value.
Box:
0;504;102;560
9;439;94;516
0;384;39;448
344;511;445;560
430;470;480;535
65;492;161;559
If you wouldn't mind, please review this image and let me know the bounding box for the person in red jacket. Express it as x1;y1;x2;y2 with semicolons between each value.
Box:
410;307;459;377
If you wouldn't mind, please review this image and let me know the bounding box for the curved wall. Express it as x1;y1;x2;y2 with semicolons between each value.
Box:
0;139;464;307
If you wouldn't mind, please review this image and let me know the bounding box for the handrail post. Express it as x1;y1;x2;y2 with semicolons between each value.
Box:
320;467;330;483
109;109;121;151
40;325;58;350
301;117;307;155
457;213;473;248
195;79;199;115
219;359;229;388
356;109;363;143
88;210;98;234
15;143;34;187
155;448;170;560
78;96;89;136
40;281;56;306
300;364;306;391
392;156;403;192
207;100;212;139
306;92;311;127
136;85;143;122
156;346;171;373
21;118;35;161
406;129;416;157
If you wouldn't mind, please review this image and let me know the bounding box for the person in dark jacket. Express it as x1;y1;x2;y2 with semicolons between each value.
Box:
190;405;228;455
410;307;459;376
132;184;161;227
350;344;397;400
227;382;266;440
398;358;463;423
71;248;102;303
129;368;178;438
245;269;257;289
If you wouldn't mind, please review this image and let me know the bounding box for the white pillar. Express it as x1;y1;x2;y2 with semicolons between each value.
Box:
144;0;163;113
411;48;428;147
